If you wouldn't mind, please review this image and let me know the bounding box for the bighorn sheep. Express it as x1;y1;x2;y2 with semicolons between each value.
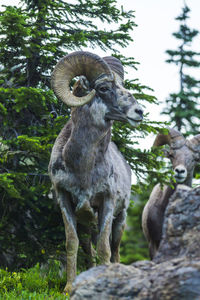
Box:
142;128;200;259
48;51;144;292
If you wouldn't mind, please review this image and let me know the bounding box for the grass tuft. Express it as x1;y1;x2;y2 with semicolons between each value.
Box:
0;259;69;299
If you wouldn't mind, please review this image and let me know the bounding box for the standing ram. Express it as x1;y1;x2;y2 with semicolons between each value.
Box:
48;51;144;293
142;128;200;259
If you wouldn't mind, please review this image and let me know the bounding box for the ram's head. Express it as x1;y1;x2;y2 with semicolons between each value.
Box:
154;128;200;184
51;51;143;127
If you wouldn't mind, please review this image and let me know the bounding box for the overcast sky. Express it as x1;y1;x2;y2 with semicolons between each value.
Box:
118;0;200;126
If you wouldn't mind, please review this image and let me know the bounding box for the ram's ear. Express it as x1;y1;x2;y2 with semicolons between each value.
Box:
72;76;90;97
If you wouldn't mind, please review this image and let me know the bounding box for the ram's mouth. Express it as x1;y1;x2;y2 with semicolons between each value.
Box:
127;117;142;127
174;175;186;183
127;117;142;123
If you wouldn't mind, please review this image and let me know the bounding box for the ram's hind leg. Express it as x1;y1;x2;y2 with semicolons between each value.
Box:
78;224;96;269
57;189;78;294
111;209;126;263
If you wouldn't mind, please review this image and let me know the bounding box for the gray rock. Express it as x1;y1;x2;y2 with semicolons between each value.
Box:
71;186;200;300
154;186;200;263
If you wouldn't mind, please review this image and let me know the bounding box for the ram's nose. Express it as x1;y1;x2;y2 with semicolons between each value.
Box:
135;108;143;119
125;105;144;127
175;166;186;174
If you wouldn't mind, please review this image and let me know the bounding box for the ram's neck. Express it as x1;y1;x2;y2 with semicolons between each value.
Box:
161;184;176;212
184;172;194;187
63;103;111;175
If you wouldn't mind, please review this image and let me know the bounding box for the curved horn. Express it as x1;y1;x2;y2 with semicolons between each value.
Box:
51;51;113;107
153;132;171;147
187;134;200;152
153;128;185;149
103;56;124;83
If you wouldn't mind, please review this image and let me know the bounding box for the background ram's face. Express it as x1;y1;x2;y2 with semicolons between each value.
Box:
169;146;196;183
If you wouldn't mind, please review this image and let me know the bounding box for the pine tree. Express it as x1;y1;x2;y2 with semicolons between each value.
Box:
162;4;200;136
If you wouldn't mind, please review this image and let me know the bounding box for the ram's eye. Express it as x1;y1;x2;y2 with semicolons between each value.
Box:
99;86;109;93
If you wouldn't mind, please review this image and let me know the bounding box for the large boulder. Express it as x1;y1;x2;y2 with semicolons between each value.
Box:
71;186;200;300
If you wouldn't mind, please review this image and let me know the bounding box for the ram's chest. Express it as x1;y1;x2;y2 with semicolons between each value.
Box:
51;158;112;195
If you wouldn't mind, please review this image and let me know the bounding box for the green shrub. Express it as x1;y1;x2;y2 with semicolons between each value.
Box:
0;260;69;299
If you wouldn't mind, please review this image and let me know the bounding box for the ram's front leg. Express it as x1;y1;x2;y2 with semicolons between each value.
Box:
97;197;114;264
58;190;79;294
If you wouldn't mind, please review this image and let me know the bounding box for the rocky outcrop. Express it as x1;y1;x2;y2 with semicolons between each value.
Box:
154;186;200;263
71;186;200;300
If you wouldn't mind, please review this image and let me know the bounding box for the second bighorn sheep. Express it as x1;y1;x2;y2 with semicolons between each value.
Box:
49;51;144;292
142;128;200;259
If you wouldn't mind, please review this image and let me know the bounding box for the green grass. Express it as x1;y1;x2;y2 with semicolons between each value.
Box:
0;260;69;299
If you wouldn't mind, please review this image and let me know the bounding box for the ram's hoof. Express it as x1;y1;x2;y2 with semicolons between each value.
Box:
64;282;72;295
